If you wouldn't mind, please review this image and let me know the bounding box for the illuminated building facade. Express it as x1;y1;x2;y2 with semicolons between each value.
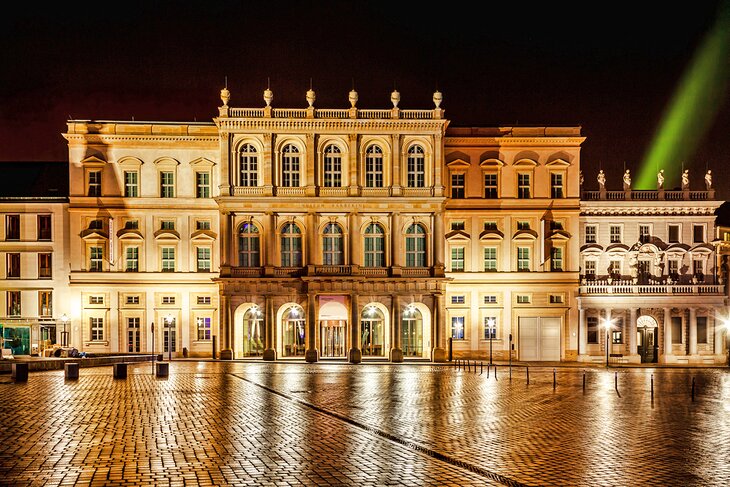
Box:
2;86;727;365
578;177;726;364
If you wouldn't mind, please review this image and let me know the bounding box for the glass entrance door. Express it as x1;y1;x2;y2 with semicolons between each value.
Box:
242;309;263;357
320;320;345;358
402;316;423;357
637;326;658;363
361;315;384;357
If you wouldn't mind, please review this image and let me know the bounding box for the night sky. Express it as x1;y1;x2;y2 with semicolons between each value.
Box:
2;1;729;199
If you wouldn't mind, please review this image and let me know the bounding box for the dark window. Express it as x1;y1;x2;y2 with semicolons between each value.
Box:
671;316;682;344
6;253;20;278
587;317;598;344
693;225;704;243
484;173;498;199
697;317;708;344
38;253;52;278
6;215;19;240
451;173;465;199
668;225;680;243
37;215;52;240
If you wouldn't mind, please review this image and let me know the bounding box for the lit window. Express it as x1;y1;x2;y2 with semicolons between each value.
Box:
7;291;20;316
161;247;175;272
196;172;211;198
405;224;426;267
90;246;103;272
517;247;530;271
197;247;211;272
550;247;563;271
322;223;344;265
451;247;465;272
90;317;104;341
197;316;212;341
281;144;300;187
363;223;385;267
239;144;258;187
365;145;384;188
124;171;139;197
39;291;52;317
281;223;302;267
407;145;425;188
38;253;52;278
238;222;260;267
323;145;342;187
484;247;497;272
451;316;465;340
484;317;497;339
125;247;138;272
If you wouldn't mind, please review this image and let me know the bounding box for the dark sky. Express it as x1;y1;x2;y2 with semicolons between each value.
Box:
1;1;729;197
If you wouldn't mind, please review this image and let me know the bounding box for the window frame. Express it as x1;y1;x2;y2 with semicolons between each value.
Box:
124;170;139;197
406;145;425;188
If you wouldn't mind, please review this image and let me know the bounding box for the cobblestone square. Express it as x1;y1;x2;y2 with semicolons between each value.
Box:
1;361;729;486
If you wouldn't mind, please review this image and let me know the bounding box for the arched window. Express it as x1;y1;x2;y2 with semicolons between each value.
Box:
405;224;426;267
239;144;258;187
364;223;385;267
323;145;342;187
282;305;305;357
281;222;302;267
281;144;300;187
242;306;263;357
365;145;384;188
322;223;344;265
238;222;260;267
401;304;423;357
407;145;425;188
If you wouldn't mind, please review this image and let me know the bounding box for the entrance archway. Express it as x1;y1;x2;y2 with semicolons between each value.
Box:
361;303;389;358
401;302;432;360
233;303;264;358
277;304;306;358
637;315;659;363
318;299;347;358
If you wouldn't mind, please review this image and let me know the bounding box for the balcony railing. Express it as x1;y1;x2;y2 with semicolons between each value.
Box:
582;189;715;201
580;282;723;295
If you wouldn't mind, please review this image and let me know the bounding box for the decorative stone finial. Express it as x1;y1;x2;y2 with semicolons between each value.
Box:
306;88;316;107
391;89;400;108
264;87;273;107
349;89;358;108
220;87;230;107
433;90;442;108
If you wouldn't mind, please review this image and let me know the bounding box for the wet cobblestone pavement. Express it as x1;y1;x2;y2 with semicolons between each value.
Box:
1;361;729;486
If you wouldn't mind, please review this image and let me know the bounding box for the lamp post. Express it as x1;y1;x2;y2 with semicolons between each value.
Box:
487;318;496;365
166;313;174;361
61;313;69;347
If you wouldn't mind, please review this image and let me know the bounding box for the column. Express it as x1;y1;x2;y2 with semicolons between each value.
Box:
349;212;359;267
219;294;233;360
432;293;447;362
263;295;275;361
265;212;276;272
220;212;230;269
307;212;317;268
391;134;401;194
305;133;316;196
391;212;402;271
349;293;361;363
433;132;444;196
433;211;445;276
348;133;359;196
390;295;403;362
714;315;724;356
578;306;587;355
664;307;672;360
220;132;231;196
689;307;697;355
262;133;274;195
629;308;637;357
305;293;318;363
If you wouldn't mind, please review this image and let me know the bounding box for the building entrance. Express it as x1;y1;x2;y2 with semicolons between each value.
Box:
637;315;658;363
320;320;346;358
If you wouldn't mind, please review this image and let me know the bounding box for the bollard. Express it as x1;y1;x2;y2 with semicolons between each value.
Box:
486;362;490;378
615;371;618;391
156;362;169;377
480;361;483;375
526;366;529;385
691;377;695;402
113;363;128;379
494;364;498;381
12;363;28;382
583;370;586;391
553;368;556;389
65;362;79;380
651;374;654;398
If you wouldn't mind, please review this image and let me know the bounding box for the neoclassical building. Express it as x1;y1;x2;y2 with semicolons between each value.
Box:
2;86;728;365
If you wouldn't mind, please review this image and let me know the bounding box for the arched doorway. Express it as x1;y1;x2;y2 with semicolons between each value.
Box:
318;298;347;358
361;304;386;358
279;304;305;358
242;306;264;357
637;315;659;363
401;303;431;360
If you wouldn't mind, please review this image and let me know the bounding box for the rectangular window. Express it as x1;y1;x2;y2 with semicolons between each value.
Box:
549;294;564;304
7;291;21;316
196;172;211;198
124;171;139;197
483;247;497;272
197;317;212;341
161;247;175;272
483;295;497;304
517;247;530;271
484;173;498;199
90;246;103;272
37;215;52;240
587;316;598;344
671;316;682;344
88;170;101;196
124;220;139;230
450;221;465;231
451;295;465;305
451;173;465;199
89;295;104;305
551;173;564;198
693;224;705;243
126;247;139;272
584;260;596;279
639;224;651;244
90;317;104;341
6;214;20;240
160;171;175;198
609;260;621;278
516;294;531;304
550;247;563;271
451;316;465;340
668;224;680;243
89;219;103;230
484;221;498;231
668;259;679;277
517;173;531;199
126;295;140;305
127;317;140;352
161;220;175;230
197;247;211;272
550;221;564;231
38;253;52;278
610;225;622;244
484;317;497;339
696;316;708;344
162;296;175;305
451;247;465;272
6;253;20;278
197;296;212;305
196;220;211;230
39;290;52;317
517;221;530;230
584;225;597;244
612;329;623;344
693;259;704;280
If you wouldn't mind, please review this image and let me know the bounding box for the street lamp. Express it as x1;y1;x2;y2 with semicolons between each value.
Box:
166;313;174;361
487;318;496;365
61;313;69;347
601;317;615;367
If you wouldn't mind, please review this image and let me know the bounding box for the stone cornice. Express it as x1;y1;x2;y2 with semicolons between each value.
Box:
214;118;448;134
581;205;720;216
63;134;219;147
444;136;586;147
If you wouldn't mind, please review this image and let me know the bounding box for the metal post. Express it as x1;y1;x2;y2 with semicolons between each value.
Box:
489;331;493;365
151;322;155;373
606;326;610;367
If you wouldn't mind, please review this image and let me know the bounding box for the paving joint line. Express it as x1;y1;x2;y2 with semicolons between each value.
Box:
229;371;531;487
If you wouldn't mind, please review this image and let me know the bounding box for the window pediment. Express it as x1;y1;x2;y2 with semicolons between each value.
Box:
445;230;470;241
153;229;181;240
580;243;604;253
479;229;504;241
81;155;108;167
117;156;143;168
447;158;471;169
190;157;216;168
513;229;538;240
191;230;218;240
545;158;571;167
80;229;108;239
691;244;713;253
513;158;538;167
116;229;144;240
666;243;690;253
480;158;505;168
153;157;180;167
548;230;571;241
606;243;629;253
